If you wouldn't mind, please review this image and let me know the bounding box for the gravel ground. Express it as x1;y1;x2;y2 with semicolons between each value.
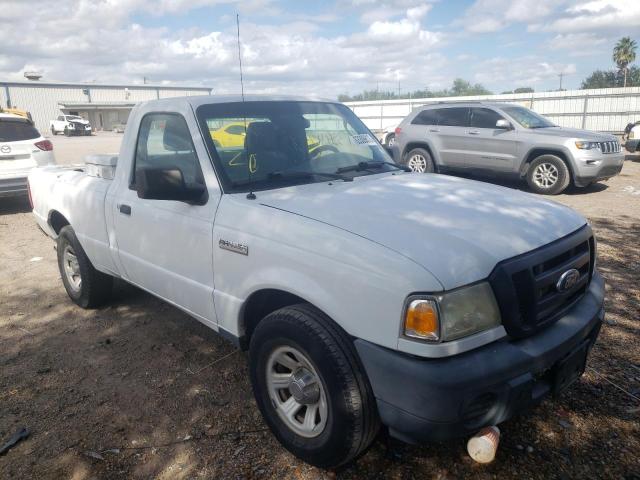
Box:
0;138;639;479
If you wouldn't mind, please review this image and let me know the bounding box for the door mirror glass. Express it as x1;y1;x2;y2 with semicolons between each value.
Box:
495;119;512;129
135;167;206;204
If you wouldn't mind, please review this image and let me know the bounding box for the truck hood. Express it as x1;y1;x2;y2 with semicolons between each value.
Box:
257;173;586;290
527;126;615;141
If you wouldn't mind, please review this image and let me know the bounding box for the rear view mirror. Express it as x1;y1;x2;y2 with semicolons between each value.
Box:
135;167;207;204
496;119;512;129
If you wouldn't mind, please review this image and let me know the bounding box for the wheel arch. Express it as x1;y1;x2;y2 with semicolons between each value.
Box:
48;209;71;235
401;141;439;167
520;147;575;182
239;288;321;350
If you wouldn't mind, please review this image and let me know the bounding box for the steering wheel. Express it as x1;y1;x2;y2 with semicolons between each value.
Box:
309;145;339;159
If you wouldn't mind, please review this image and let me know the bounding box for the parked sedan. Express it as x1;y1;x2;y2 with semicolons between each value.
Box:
0;113;55;197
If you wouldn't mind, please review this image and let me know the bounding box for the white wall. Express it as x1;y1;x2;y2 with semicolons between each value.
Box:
344;87;640;133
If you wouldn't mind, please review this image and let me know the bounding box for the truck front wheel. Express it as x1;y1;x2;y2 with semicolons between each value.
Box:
249;304;379;469
526;154;571;195
57;226;113;308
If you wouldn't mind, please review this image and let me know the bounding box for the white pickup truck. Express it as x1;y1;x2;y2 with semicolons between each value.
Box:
29;95;605;468
49;114;92;136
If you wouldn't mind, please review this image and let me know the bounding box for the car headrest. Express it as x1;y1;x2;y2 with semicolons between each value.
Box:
245;121;277;153
163;116;192;152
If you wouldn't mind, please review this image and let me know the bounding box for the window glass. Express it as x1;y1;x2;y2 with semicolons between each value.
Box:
57;116;64;121
0;119;40;142
437;108;469;127
501;106;556;129
132;113;204;188
412;110;438;125
197;101;392;192
470;108;505;128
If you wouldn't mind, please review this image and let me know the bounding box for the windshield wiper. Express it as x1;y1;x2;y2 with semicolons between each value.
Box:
336;161;411;174
268;170;353;182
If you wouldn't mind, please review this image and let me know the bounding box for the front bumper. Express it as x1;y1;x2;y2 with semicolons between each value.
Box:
572;152;624;187
355;271;605;444
0;176;28;197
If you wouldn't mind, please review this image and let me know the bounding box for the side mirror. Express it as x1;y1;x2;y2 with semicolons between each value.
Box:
135;167;207;204
495;119;512;130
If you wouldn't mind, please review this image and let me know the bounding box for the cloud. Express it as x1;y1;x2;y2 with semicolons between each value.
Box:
0;0;448;98
538;0;640;33
459;0;565;32
472;56;577;89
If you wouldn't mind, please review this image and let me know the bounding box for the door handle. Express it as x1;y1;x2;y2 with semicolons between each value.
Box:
428;128;439;133
467;130;480;135
118;204;131;215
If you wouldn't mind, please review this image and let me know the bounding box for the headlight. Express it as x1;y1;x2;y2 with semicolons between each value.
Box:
575;141;600;150
403;282;501;342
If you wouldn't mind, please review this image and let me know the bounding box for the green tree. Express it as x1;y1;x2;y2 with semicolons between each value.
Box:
613;36;637;87
514;87;534;93
580;66;640;89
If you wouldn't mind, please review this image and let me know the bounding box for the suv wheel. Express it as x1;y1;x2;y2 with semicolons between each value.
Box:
51;126;56;136
249;304;379;468
404;148;435;173
526;154;570;195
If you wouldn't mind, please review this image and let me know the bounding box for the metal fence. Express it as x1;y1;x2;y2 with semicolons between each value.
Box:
344;87;640;134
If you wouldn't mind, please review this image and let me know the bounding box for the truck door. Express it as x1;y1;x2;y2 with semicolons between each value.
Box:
431;107;471;169
466;107;519;172
111;111;221;326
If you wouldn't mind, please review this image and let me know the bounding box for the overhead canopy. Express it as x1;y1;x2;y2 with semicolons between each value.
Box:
58;101;136;110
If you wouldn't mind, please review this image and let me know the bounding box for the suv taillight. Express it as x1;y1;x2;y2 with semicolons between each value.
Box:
394;127;402;136
34;140;53;151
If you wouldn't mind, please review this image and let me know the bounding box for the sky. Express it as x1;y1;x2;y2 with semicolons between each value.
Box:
1;0;639;98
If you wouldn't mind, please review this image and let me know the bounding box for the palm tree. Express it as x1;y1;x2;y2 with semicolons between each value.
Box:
613;37;637;87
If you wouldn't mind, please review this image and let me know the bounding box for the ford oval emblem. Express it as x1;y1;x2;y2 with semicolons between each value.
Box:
0;145;11;154
556;268;580;292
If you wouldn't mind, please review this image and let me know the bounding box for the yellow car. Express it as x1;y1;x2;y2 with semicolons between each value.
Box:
209;121;321;150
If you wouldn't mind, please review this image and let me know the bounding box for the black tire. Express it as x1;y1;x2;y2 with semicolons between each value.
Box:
63;127;70;137
403;147;435;173
249;304;380;469
526;154;571;195
51;126;56;136
385;133;395;146
57;226;113;308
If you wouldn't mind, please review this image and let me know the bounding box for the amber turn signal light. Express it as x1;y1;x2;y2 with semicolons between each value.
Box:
404;299;439;341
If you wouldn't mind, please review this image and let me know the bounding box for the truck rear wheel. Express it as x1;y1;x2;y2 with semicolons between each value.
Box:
57;226;113;308
249;304;379;468
50;126;57;136
526;154;570;195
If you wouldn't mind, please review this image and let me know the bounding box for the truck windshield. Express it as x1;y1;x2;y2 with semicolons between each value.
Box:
196;101;395;192
501;106;556;129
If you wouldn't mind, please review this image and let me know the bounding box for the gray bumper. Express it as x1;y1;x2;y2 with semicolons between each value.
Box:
0;176;28;197
573;153;624;187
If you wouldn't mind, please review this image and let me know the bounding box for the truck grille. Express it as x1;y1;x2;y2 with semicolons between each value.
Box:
489;226;594;339
598;140;621;154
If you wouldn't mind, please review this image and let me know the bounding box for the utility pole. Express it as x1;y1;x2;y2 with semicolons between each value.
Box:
558;72;563;91
143;76;147;84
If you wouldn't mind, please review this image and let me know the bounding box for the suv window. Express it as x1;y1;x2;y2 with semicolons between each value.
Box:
437;107;469;127
412;109;438;126
0;119;40;142
132;113;205;189
57;116;64;121
470;108;505;129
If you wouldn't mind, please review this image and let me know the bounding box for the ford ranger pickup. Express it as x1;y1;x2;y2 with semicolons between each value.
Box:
28;95;605;468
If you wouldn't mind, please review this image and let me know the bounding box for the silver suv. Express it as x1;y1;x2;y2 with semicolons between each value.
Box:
394;102;624;194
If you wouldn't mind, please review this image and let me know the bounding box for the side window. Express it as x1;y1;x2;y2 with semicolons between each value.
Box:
412;110;438;125
470;108;505;129
57;116;64;121
437;108;469;127
132;113;205;188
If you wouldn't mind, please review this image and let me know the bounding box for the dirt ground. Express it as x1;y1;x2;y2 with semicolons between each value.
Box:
1;138;639;479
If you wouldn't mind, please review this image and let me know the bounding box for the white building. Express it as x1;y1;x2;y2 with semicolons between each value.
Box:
0;80;212;133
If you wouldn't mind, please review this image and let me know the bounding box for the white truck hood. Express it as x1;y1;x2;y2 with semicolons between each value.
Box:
257;173;586;290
